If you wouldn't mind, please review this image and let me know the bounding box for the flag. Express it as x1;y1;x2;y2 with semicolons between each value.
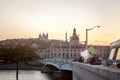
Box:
80;50;89;60
88;46;96;55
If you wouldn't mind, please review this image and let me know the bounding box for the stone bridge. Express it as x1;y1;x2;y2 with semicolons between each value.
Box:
42;58;73;71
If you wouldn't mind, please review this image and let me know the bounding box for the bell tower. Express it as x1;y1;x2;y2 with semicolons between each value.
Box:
70;27;79;45
65;31;68;42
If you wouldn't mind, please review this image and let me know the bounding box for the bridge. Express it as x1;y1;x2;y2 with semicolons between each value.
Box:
42;58;73;71
73;62;120;80
42;59;120;80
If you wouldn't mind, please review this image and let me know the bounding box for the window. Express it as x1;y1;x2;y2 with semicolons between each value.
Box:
54;53;56;57
74;49;76;51
66;49;68;51
63;53;64;57
66;54;68;58
48;50;50;52
74;54;76;57
59;53;60;56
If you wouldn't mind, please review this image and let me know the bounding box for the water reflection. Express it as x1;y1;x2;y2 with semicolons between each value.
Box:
0;70;52;80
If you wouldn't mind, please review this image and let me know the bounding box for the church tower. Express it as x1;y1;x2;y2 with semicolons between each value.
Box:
73;27;77;36
70;28;79;45
65;31;68;42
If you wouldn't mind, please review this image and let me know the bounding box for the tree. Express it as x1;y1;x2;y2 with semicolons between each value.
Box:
0;44;39;80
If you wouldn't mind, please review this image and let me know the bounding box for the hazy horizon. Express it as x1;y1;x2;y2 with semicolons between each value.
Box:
0;0;120;45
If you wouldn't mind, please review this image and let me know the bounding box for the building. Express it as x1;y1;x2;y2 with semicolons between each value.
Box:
36;41;85;60
39;33;49;42
37;28;110;61
37;28;84;60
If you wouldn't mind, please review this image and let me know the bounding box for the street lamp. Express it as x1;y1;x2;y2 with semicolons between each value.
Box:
85;25;100;49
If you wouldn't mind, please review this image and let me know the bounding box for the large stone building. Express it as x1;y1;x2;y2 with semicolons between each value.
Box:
37;41;85;61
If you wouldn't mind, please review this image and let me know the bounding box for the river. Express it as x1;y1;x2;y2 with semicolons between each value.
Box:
0;70;53;80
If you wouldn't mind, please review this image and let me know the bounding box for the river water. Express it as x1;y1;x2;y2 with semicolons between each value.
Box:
0;70;53;80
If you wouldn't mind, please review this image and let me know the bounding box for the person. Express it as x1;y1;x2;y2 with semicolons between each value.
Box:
79;56;84;62
116;60;120;68
89;54;101;65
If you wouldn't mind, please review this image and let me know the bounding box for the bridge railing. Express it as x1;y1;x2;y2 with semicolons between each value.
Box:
43;58;73;64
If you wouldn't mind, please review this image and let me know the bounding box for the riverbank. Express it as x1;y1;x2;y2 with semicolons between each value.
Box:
0;63;41;70
0;70;53;80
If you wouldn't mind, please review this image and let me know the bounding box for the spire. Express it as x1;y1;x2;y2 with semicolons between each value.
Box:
73;27;76;33
73;27;76;36
65;31;67;42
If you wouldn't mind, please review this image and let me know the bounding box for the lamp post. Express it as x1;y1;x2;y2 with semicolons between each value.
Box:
85;25;100;49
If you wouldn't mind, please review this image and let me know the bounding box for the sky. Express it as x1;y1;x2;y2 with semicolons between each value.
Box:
0;0;120;45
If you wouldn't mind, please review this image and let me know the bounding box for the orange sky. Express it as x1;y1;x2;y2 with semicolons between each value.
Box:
0;0;120;45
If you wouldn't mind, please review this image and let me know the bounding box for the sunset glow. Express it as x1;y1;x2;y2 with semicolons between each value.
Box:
0;0;120;45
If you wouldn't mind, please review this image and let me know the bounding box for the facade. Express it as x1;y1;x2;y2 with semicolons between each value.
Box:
36;41;85;60
37;42;110;61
